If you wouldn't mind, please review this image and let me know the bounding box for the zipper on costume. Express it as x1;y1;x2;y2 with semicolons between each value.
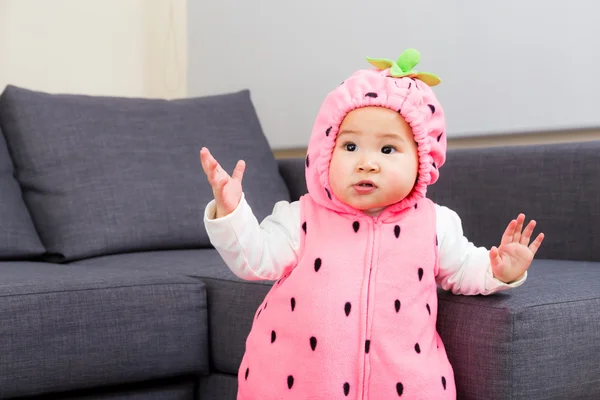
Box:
360;217;378;399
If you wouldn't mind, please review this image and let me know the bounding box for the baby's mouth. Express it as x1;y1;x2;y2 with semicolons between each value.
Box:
354;180;377;188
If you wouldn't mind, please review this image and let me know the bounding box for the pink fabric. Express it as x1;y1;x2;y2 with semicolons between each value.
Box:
237;67;454;399
237;197;456;399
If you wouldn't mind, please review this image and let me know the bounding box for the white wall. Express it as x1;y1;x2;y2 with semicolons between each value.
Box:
0;0;187;98
187;0;600;150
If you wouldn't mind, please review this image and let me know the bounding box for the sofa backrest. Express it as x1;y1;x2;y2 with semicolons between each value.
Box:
0;85;290;262
428;140;600;262
2;81;596;263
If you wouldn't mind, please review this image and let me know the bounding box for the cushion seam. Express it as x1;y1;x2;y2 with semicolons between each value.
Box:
0;281;204;298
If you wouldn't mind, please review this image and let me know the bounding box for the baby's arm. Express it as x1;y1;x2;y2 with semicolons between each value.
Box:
434;205;526;295
204;194;301;281
199;146;301;281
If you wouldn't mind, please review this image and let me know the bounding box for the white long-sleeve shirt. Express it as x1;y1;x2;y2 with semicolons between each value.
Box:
204;193;526;296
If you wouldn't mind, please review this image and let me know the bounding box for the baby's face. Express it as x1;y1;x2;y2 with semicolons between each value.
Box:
329;106;419;216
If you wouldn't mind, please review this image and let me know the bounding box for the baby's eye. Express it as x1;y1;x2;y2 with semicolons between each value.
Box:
344;143;357;152
381;145;396;154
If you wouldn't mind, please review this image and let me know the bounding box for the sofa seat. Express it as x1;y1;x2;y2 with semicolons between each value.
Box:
74;250;600;400
74;249;271;379
0;262;208;399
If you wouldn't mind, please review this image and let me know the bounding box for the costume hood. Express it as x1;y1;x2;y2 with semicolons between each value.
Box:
304;49;447;219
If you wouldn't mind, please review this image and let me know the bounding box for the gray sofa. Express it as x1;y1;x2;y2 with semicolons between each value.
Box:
0;84;598;400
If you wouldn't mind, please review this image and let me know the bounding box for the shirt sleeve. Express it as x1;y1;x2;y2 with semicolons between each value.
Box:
203;193;302;281
434;204;527;295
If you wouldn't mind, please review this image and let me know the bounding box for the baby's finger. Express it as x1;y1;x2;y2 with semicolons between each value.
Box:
500;219;517;246
231;160;246;182
519;220;537;246
489;246;502;269
200;148;225;186
200;148;216;175
512;213;525;242
528;232;545;255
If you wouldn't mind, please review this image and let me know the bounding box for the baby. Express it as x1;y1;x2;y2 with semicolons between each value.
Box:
200;49;545;400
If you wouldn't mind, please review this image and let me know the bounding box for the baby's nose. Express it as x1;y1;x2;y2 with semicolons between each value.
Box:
358;159;379;172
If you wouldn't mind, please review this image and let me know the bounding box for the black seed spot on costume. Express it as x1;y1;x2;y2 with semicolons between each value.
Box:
264;301;268;309
394;225;401;238
414;203;418;210
340;81;344;85
365;340;371;353
408;82;412;89
325;188;332;199
395;299;401;313
302;222;307;234
271;331;276;343
436;235;438;246
428;104;436;113
326;126;332;136
396;382;404;396
426;303;431;315
291;297;296;311
397;108;402;114
442;376;447;390
305;154;309;168
418;268;424;281
314;258;322;272
415;343;421;353
345;302;352;316
245;367;249;380
353;221;360;233
310;336;317;351
432;161;437;169
344;382;350;396
257;309;262;319
287;375;294;389
437;132;444;142
365;92;378;98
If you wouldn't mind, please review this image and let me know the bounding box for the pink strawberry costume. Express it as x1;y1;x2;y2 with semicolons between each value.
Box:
204;49;526;399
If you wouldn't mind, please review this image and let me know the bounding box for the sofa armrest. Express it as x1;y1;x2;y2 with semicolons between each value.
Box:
277;158;307;202
437;258;600;399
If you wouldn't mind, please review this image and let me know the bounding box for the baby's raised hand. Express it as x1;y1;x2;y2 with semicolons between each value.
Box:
200;147;245;218
489;213;545;284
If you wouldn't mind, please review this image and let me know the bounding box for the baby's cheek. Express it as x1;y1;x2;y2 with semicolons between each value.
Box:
328;155;346;193
389;166;410;181
389;166;417;194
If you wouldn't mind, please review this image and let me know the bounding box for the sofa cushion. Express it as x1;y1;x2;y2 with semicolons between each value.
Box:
428;141;600;262
0;85;290;261
73;249;271;376
76;252;600;399
0;261;208;399
0;127;45;259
